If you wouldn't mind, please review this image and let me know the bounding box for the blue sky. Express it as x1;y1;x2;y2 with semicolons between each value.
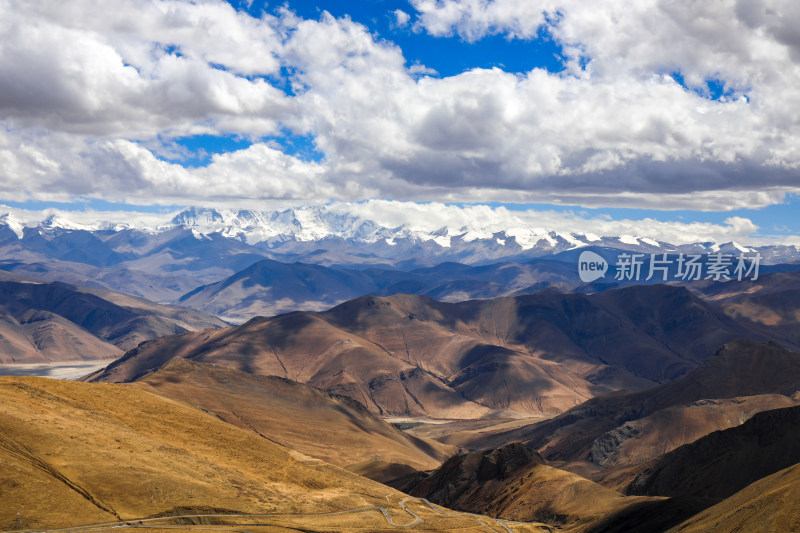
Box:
239;0;568;75
1;0;799;244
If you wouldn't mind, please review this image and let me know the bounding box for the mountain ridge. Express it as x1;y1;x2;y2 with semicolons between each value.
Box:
87;288;777;419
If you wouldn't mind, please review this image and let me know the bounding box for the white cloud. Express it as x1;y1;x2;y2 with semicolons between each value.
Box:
0;0;799;213
411;0;551;41
393;9;411;28
0;0;288;138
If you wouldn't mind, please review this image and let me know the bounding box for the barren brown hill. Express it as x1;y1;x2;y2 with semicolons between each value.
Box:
90;310;506;418
471;340;800;463
0;376;544;532
627;404;800;501
136;357;456;471
588;393;800;470
403;443;660;532
320;285;760;388
666;462;800;533
695;270;800;349
89;295;604;418
0;307;124;363
0;273;225;364
90;286;767;419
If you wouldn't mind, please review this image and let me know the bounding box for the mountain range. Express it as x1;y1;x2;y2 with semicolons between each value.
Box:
2;207;798;317
392;339;800;532
88;285;793;419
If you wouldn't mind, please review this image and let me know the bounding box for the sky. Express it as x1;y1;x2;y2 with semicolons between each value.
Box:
1;0;799;245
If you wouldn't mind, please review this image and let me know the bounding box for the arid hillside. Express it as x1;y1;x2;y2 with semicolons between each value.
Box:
0;272;225;364
136;357;456;471
0;375;546;532
89;286;771;419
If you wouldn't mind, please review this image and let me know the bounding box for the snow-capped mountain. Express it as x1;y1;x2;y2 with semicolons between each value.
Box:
164;206;395;245
160;206;592;250
0;205;798;320
1;206;794;254
0;206;793;264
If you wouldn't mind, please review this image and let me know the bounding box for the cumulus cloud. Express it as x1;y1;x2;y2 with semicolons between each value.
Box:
0;0;799;211
279;1;800;208
393;9;411;28
0;0;288;138
0;128;336;205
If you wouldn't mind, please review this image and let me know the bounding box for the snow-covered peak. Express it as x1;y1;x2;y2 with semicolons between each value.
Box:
618;235;640;245
162;207;393;245
5;206;791;263
39;214;91;232
158;207;662;253
712;241;755;254
0;213;25;239
169;207;225;227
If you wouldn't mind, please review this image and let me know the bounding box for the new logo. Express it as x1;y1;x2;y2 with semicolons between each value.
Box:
578;251;608;282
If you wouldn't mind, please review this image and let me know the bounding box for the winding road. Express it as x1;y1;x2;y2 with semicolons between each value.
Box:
31;497;535;533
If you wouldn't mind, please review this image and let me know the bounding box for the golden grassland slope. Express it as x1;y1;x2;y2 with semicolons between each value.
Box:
135;357;456;471
666;462;800;533
0;375;452;531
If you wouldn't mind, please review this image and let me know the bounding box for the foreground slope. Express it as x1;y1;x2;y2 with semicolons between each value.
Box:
136;357;456;470
0;375;390;528
0;376;542;532
667;462;800;533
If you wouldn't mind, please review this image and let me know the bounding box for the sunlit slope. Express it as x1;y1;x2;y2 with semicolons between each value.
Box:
667;462;800;533
0;376;404;530
91;285;758;419
135;357;456;470
473;340;800;462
